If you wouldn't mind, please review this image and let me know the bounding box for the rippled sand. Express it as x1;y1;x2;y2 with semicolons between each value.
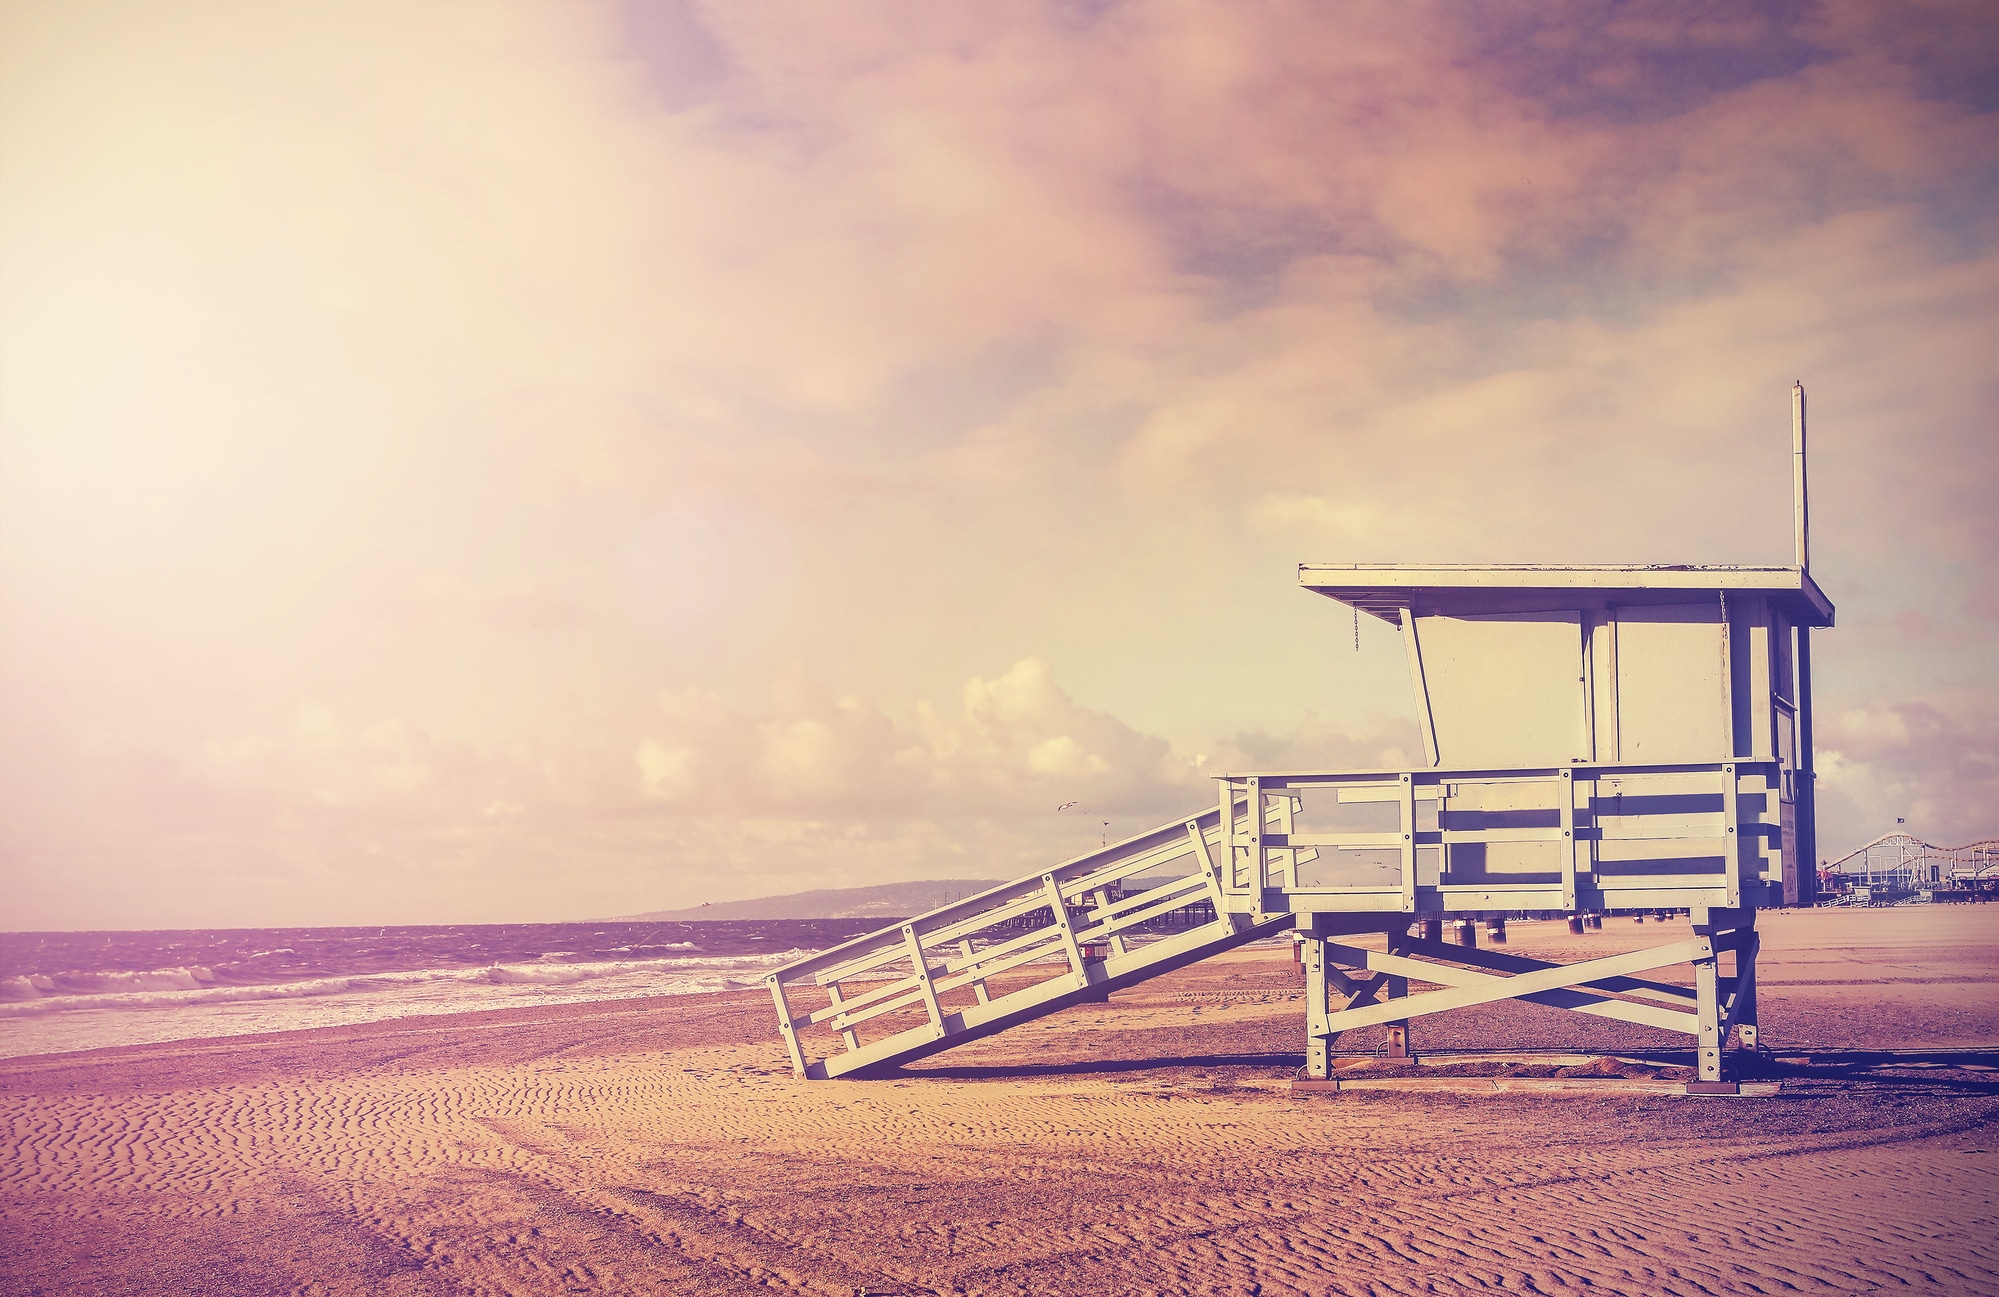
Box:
2;907;1995;1295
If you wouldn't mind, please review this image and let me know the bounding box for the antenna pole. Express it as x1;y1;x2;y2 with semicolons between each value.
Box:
1792;381;1810;571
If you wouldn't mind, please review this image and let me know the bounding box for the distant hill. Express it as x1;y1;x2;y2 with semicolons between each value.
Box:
615;879;1006;922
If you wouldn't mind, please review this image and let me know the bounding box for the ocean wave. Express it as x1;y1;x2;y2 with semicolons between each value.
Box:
0;949;807;1018
0;966;228;1000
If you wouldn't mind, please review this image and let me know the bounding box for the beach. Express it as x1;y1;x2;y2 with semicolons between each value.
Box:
2;906;1995;1296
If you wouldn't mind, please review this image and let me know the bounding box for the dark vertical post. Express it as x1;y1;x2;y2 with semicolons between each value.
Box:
1797;626;1817;906
1383;926;1410;1059
1792;381;1818;908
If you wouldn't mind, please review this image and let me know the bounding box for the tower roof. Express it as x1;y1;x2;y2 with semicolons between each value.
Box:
1298;563;1834;628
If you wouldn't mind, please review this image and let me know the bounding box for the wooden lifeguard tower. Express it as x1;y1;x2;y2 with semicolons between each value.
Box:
766;386;1825;1094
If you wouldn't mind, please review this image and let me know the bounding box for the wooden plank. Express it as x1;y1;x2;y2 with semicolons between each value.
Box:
806;971;925;1029
1071;880;1212;945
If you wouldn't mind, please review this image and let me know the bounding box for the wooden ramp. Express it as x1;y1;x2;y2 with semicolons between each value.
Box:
766;796;1293;1079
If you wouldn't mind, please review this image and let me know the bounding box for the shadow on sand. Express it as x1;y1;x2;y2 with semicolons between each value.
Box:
889;1046;1999;1093
893;1051;1304;1081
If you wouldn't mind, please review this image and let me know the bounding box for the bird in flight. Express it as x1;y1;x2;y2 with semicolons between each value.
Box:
1055;801;1078;812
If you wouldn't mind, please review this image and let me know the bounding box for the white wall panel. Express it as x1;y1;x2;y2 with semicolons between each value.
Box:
1413;612;1586;767
1613;604;1728;762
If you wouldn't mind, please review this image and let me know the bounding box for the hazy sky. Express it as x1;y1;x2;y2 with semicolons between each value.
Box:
3;0;1995;930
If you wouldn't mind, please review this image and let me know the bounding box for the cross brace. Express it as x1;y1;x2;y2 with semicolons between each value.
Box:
1318;937;1711;1035
1305;928;1760;1084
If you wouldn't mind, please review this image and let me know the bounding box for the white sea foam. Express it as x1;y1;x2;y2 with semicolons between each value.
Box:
0;948;813;1059
0;951;803;1018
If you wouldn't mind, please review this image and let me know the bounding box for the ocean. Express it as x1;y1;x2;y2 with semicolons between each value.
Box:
0;919;887;1060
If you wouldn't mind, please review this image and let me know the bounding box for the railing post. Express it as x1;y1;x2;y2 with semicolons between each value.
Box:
902;923;947;1040
826;981;861;1051
1092;887;1129;957
1275;794;1297;892
768;975;808;1075
958;937;990;1004
1042;873;1089;988
1188;819;1230;919
1722;763;1741;909
1399;773;1417;912
1219;779;1236;887
1246;776;1265;903
1560;767;1578;912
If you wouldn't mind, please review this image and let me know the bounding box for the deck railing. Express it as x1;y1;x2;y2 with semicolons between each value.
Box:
767;793;1291;1077
1222;759;1781;915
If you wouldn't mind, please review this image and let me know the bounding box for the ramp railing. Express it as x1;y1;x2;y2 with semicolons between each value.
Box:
767;793;1294;1078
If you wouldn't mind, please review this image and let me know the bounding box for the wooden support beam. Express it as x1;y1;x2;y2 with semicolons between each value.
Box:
1694;943;1723;1082
1303;926;1330;1079
1318;938;1710;1035
1395;936;1701;1006
1340;946;1701;1036
1384;931;1410;1058
1723;929;1760;1051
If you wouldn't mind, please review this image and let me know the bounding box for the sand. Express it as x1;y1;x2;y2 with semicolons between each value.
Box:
2;906;1995;1296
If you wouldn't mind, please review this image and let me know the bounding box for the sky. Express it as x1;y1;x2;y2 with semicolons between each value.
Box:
2;0;1995;930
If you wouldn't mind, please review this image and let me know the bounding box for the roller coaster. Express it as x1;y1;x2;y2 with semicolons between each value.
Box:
1821;833;1999;898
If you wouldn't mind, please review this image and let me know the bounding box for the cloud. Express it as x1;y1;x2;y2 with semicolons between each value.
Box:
1817;699;1999;854
1;0;1993;926
635;658;1200;819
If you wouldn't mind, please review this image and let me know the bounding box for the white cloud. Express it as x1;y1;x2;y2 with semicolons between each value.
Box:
2;0;1993;926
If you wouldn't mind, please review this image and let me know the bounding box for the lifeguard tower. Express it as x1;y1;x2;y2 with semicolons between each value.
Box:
767;387;1826;1094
